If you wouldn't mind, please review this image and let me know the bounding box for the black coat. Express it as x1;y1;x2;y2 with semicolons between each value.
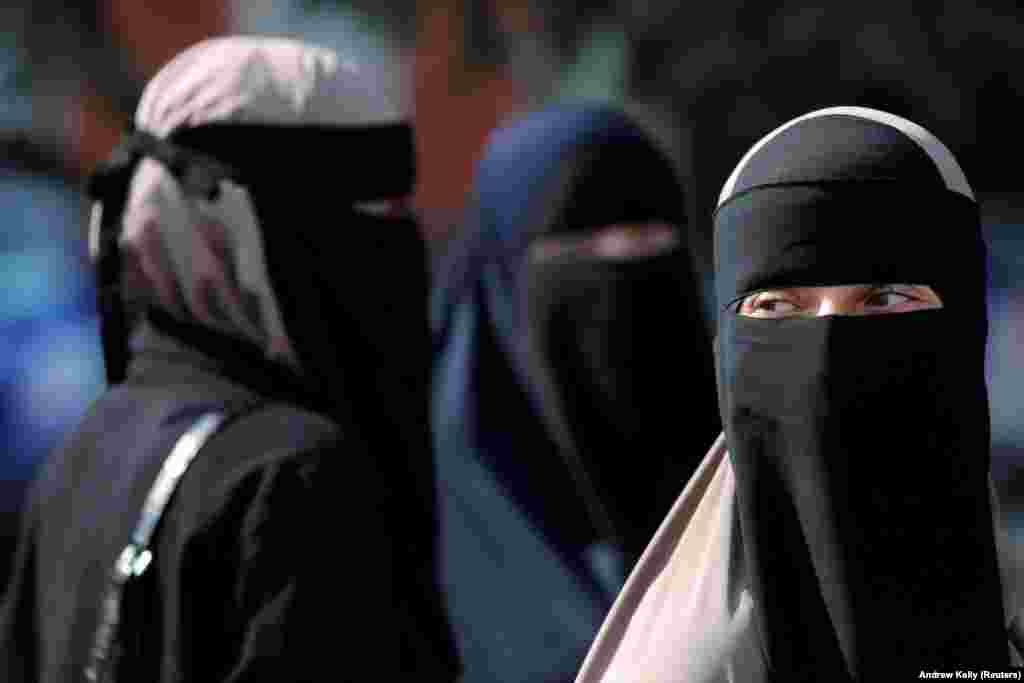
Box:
0;314;459;682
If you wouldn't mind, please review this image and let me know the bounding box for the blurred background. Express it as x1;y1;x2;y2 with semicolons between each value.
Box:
0;0;1022;589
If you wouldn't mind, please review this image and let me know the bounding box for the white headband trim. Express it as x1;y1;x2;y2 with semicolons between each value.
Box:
717;106;974;206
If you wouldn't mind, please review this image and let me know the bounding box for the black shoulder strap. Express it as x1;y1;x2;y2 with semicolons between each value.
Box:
82;407;240;682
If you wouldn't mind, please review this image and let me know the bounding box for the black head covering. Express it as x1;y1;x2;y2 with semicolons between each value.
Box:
432;103;719;681
714;106;1006;679
87;121;459;676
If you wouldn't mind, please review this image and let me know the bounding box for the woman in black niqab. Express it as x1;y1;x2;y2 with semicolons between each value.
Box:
432;103;719;682
576;106;1017;683
716;106;1007;678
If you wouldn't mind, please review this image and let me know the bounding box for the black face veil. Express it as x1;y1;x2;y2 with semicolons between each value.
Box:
714;107;1007;678
515;107;720;563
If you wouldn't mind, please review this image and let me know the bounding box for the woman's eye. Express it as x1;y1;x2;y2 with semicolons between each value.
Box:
758;298;798;313
738;294;801;318
864;289;915;308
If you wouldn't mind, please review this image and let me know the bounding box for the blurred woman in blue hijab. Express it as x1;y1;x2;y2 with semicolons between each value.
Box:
431;104;720;682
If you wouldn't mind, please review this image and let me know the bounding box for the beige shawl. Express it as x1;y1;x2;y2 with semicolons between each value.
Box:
576;434;1021;682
